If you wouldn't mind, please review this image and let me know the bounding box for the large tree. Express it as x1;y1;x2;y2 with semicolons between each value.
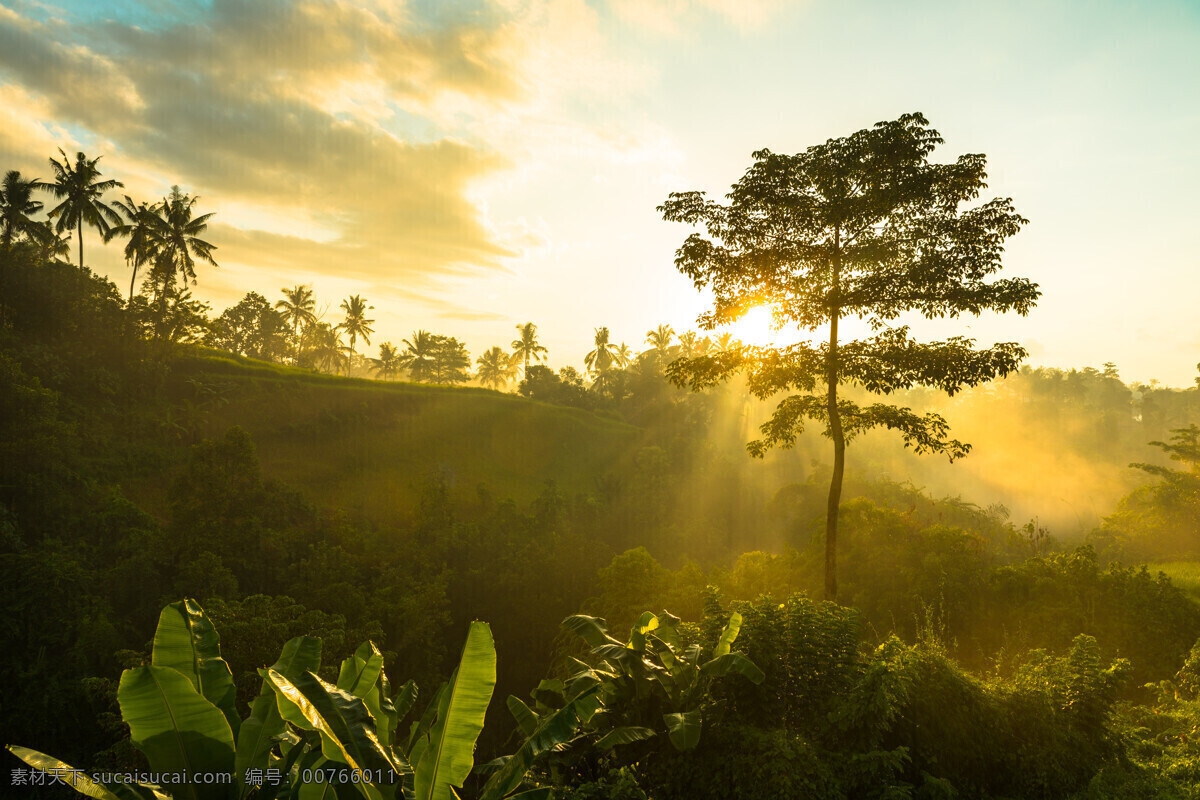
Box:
150;186;218;297
337;294;374;375
400;330;439;382
511;322;548;378
585;326;619;376
104;195;163;300
0;170;51;324
276;285;317;361
44;149;123;269
476;345;519;390
660;112;1039;601
0;170;48;251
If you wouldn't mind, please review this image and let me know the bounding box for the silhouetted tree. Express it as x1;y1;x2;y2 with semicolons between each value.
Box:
476;345;519;390
431;335;470;384
373;342;402;381
661;112;1039;600
104;195;162;300
44;149;123;269
646;324;675;359
337;294;374;376
512;321;548;378
585;326;619;376
148;186;218;298
206;291;290;361
401;330;439;382
276;285;317;360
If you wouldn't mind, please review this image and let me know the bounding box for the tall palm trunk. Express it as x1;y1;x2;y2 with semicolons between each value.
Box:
77;223;83;268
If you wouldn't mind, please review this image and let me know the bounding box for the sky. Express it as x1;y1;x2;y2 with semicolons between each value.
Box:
1;0;1197;385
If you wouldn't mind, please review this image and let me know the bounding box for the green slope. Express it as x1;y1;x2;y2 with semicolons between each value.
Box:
155;351;642;520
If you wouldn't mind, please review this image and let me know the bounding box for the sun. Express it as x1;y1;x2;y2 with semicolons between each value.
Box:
725;305;785;348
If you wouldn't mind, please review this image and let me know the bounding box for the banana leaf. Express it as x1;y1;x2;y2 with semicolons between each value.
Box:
663;710;702;751
264;669;399;800
6;745;121;799
152;599;240;738
411;621;496;800
479;684;602;800
713;611;743;658
699;652;765;684
593;726;656;750
118;665;236;800
236;636;322;795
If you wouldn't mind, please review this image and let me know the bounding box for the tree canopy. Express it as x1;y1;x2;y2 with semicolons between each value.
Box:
660;112;1040;600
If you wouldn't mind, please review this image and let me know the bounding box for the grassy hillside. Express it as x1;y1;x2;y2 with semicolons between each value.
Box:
133;350;643;520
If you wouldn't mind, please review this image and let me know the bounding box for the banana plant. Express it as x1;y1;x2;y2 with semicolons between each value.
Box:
8;600;499;800
478;610;763;799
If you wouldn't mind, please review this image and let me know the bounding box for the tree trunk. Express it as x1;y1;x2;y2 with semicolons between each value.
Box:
823;234;844;602
77;224;83;269
129;264;138;301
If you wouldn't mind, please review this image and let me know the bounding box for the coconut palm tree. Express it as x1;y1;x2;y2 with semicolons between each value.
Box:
277;285;317;361
337;294;374;376
645;324;674;358
511;322;548;378
104;196;163;300
476;345;519;390
400;330;439;383
372;342;402;381
306;321;347;374
44;149;123;268
613;342;634;369
0;170;49;251
151;186;218;296
677;330;700;358
585;326;619;377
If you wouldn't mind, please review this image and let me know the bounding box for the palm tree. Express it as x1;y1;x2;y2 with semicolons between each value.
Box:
400;330;439;383
307;322;347;374
151;186;218;296
476;346;519;390
337;294;374;376
0;170;49;251
511;322;548;378
104;196;163;299
613;343;633;369
44;149;123;268
585;326;619;376
372;342;402;381
277;285;317;361
645;324;674;358
677;330;700;358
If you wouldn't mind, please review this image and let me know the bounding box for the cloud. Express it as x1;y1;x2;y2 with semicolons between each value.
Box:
0;0;537;290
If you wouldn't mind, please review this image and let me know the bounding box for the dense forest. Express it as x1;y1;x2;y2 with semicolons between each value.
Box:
4;127;1200;800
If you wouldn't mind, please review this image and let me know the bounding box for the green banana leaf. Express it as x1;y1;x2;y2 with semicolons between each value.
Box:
713;612;743;658
479;684;603;800
406;682;446;761
506;696;539;737
236;636;322;795
593;726;656;750
663;710;702;751
264;669;400;800
561;615;619;649
393;679;418;726
117;665;236;800
6;745;121;799
699;652;765;684
337;641;391;746
627;612;659;652
152;600;240;738
411;621;497;800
